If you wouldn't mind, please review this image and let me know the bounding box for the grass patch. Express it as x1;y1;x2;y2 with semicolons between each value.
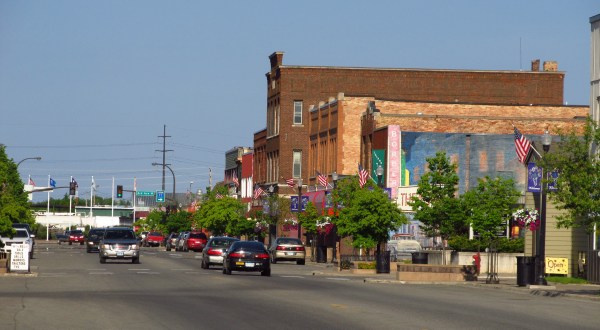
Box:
546;276;588;284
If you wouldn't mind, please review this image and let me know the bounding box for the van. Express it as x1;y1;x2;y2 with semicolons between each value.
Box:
387;239;422;261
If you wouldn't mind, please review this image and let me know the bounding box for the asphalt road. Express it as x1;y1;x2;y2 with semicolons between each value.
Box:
1;243;599;330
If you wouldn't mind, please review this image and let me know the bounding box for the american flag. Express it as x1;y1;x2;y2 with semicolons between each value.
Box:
514;127;532;163
253;185;265;199
285;177;296;188
28;177;35;187
232;172;239;187
316;171;328;188
358;163;369;188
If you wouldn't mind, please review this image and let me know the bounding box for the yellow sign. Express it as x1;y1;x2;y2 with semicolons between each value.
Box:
545;257;568;275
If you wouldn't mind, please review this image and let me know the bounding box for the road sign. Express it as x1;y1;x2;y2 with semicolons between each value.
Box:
136;191;155;196
156;190;165;202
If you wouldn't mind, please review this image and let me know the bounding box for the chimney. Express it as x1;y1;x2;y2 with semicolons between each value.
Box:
543;61;558;72
531;59;540;72
269;52;284;70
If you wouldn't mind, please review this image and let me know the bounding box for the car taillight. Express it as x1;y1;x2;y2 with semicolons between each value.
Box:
229;252;244;258
296;246;305;251
276;246;285;250
207;248;222;256
256;253;269;259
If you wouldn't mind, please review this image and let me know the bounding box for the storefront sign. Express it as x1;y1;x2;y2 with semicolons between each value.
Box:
387;125;401;199
545;257;568;275
396;186;418;212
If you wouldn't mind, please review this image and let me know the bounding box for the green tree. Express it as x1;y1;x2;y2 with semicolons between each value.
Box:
539;119;600;231
336;186;407;253
408;151;465;263
0;146;35;237
297;201;321;260
462;176;520;242
193;195;245;236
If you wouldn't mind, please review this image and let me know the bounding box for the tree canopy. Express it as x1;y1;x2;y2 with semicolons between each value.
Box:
539;119;600;230
0;146;34;236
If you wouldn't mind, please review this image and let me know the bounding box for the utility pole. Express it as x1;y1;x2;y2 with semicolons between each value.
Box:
156;125;172;191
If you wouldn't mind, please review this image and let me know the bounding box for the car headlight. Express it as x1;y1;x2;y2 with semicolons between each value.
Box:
131;244;139;250
101;244;111;249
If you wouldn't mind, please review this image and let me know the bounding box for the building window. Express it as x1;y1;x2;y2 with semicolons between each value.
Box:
293;150;302;178
294;101;303;125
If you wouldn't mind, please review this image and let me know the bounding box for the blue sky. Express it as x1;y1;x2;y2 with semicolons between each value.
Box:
1;1;598;202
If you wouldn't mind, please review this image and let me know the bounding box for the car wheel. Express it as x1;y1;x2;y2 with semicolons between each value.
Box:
166;246;171;251
270;254;277;264
80;242;84;245
261;269;271;277
132;257;140;264
86;248;91;253
29;251;34;260
58;241;61;245
100;257;106;264
222;265;227;274
297;259;305;265
69;242;72;245
226;267;232;275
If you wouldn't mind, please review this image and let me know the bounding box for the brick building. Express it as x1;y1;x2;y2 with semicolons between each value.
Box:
256;51;567;196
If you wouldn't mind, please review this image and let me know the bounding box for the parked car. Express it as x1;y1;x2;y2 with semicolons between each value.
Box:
185;232;208;252
165;232;179;251
200;236;239;269
144;231;164;247
57;230;70;244
0;228;34;259
67;230;85;245
99;227;140;264
175;231;190;251
268;237;306;265
223;240;270;276
85;228;106;253
12;223;35;246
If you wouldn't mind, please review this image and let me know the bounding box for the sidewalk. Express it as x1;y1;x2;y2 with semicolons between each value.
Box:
305;260;600;301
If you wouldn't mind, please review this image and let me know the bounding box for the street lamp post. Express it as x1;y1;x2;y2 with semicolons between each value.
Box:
332;171;338;263
376;164;384;188
17;157;42;168
297;178;303;240
535;130;552;286
152;162;176;209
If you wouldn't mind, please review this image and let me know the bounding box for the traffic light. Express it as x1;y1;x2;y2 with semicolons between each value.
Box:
69;181;76;196
116;185;123;198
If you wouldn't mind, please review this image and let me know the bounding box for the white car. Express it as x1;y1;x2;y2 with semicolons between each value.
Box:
0;228;34;259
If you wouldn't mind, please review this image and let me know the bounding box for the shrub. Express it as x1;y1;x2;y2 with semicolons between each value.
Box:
357;262;376;269
448;236;524;253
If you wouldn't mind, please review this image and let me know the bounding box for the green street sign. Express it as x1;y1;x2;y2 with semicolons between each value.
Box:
136;191;155;196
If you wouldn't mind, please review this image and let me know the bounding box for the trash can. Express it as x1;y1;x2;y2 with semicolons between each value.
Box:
316;246;327;263
516;256;536;286
376;251;391;273
411;252;428;264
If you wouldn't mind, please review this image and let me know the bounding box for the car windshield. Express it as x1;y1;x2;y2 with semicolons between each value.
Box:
89;230;104;237
104;230;135;240
277;238;302;245
211;238;237;247
14;230;29;238
233;242;266;252
189;233;206;239
149;232;162;237
70;230;83;235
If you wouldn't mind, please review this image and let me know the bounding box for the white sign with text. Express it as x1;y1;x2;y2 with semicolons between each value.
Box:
10;243;30;272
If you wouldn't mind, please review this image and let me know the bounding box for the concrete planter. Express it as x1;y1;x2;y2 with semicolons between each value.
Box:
425;250;523;276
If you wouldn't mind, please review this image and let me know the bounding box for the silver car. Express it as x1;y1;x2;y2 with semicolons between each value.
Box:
269;237;306;265
0;228;34;259
200;236;239;269
99;228;140;264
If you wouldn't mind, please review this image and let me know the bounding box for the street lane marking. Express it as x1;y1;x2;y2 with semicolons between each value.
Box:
39;273;68;277
326;278;350;281
88;269;107;271
128;268;150;271
280;275;304;278
137;271;160;275
172;268;194;271
90;272;113;275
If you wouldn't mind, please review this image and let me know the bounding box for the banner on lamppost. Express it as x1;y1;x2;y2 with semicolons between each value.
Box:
290;196;299;212
527;162;542;192
301;196;309;211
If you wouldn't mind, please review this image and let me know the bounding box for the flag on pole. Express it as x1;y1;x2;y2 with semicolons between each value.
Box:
72;177;78;188
50;178;56;188
285;177;296;188
316;171;328;188
253;185;265;199
514;126;532;164
232;172;239;187
28;177;36;187
358;163;369;188
134;177;137;191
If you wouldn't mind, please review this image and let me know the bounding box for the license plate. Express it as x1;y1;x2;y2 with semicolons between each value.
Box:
117;252;124;257
245;262;255;267
285;252;296;256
